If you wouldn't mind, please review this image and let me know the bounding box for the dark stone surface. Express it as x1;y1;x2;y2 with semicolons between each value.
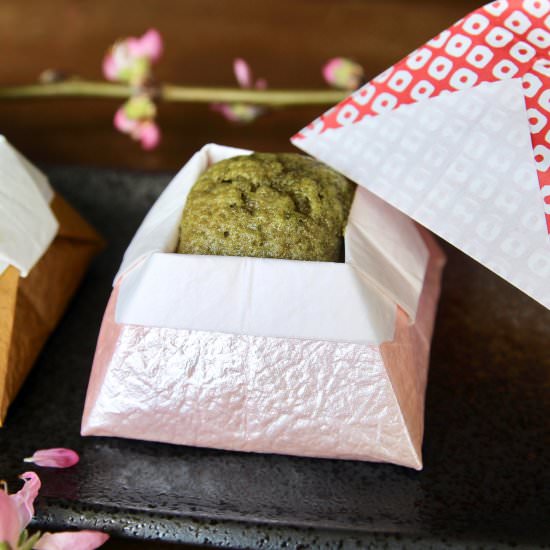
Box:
0;166;548;548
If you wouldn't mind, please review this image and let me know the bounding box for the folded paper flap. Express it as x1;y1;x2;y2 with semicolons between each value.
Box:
296;78;550;310
379;227;446;466
292;0;550;311
115;252;397;344
346;187;429;321
115;143;250;283
0;136;59;277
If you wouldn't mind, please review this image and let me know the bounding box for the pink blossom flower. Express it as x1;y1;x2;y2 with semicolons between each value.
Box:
1;472;41;547
322;57;364;90
0;478;28;547
103;29;163;86
8;472;40;532
24;448;79;469
212;58;267;123
0;472;108;550
114;95;161;150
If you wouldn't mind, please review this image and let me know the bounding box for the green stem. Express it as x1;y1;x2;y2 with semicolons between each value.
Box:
0;80;347;106
0;81;132;99
162;84;347;106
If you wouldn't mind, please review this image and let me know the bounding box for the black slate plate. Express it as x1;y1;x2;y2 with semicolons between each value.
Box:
0;166;548;549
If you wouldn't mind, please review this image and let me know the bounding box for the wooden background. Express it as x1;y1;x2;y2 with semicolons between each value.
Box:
0;0;481;172
1;1;481;547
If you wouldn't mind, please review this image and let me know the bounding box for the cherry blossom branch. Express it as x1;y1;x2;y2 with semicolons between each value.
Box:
0;28;363;149
0;81;347;106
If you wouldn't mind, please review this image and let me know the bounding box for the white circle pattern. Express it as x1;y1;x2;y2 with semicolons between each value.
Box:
445;34;473;56
406;48;432;70
450;67;479;89
493;59;520;78
504;10;533;32
485;26;515;46
509;40;537;62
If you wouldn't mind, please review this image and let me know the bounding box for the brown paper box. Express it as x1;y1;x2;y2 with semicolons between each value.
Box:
0;193;103;426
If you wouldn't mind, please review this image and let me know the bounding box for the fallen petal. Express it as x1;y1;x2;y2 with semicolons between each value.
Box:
139;121;161;150
139;29;163;61
0;489;21;548
234;58;252;89
10;471;41;530
35;530;109;550
24;448;79;469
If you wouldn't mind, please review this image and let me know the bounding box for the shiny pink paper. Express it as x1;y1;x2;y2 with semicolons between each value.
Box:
82;227;444;470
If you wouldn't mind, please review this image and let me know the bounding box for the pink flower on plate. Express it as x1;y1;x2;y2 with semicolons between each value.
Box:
24;448;79;469
0;472;40;548
103;28;163;86
212;58;267;123
322;57;364;90
0;472;108;550
114;95;161;150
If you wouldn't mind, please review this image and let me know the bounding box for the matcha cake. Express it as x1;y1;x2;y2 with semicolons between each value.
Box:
177;153;355;262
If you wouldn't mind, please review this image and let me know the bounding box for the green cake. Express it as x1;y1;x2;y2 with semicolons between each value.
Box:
177;153;355;262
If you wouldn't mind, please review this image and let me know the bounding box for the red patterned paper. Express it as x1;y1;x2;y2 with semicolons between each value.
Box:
293;0;550;232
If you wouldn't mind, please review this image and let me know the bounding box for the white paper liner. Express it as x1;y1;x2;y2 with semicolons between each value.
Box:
114;144;429;345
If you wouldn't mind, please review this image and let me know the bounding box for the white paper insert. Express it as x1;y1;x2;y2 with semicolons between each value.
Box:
0;136;58;277
293;79;550;310
115;144;429;345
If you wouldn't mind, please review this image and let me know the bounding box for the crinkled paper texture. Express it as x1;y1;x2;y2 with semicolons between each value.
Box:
82;228;444;469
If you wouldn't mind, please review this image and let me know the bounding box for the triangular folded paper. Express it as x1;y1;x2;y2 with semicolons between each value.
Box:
293;0;550;310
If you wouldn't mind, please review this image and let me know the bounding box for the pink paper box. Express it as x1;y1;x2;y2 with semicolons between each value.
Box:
82;144;445;469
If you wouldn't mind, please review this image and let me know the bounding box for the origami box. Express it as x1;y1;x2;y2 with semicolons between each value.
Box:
82;144;445;469
0;137;103;426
